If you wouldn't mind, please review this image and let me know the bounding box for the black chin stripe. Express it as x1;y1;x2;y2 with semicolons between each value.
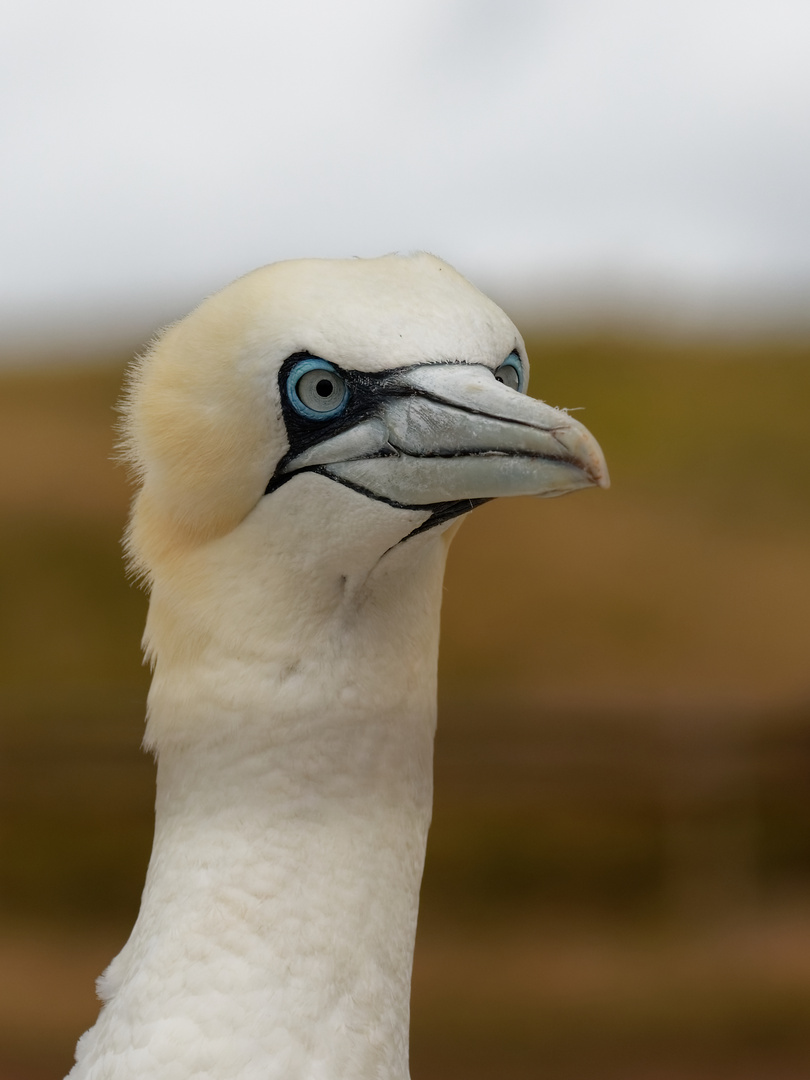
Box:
268;464;487;538
404;497;490;538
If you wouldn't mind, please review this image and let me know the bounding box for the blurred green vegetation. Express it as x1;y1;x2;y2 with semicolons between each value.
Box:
1;335;810;1078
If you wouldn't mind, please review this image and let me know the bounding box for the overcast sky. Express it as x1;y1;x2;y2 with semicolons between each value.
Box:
2;0;809;356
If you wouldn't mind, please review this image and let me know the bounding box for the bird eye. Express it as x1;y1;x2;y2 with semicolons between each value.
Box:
493;352;524;393
287;359;349;420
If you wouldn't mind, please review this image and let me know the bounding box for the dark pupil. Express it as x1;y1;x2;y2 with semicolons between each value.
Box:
316;378;334;397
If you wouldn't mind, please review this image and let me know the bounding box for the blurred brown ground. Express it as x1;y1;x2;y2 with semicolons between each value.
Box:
1;334;809;1078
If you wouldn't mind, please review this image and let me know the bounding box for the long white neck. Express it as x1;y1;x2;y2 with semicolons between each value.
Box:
70;481;453;1080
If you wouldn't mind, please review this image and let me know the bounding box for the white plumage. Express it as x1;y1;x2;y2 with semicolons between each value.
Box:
68;253;607;1080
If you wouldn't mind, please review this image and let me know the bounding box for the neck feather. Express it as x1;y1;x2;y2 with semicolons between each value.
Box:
70;488;454;1080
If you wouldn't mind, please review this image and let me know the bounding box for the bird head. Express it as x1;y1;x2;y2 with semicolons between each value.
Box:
121;254;607;686
124;253;606;571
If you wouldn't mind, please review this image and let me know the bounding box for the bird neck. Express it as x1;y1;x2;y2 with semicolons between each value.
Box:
72;488;455;1080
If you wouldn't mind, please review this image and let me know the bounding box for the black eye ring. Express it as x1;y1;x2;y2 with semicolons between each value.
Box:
286;358;349;420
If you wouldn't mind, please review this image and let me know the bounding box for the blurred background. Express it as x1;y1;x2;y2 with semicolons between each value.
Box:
1;1;809;1078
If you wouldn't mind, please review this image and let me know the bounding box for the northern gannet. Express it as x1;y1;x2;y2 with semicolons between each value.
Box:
68;253;608;1080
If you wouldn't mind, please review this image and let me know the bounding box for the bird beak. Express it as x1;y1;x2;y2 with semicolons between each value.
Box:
279;363;609;506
